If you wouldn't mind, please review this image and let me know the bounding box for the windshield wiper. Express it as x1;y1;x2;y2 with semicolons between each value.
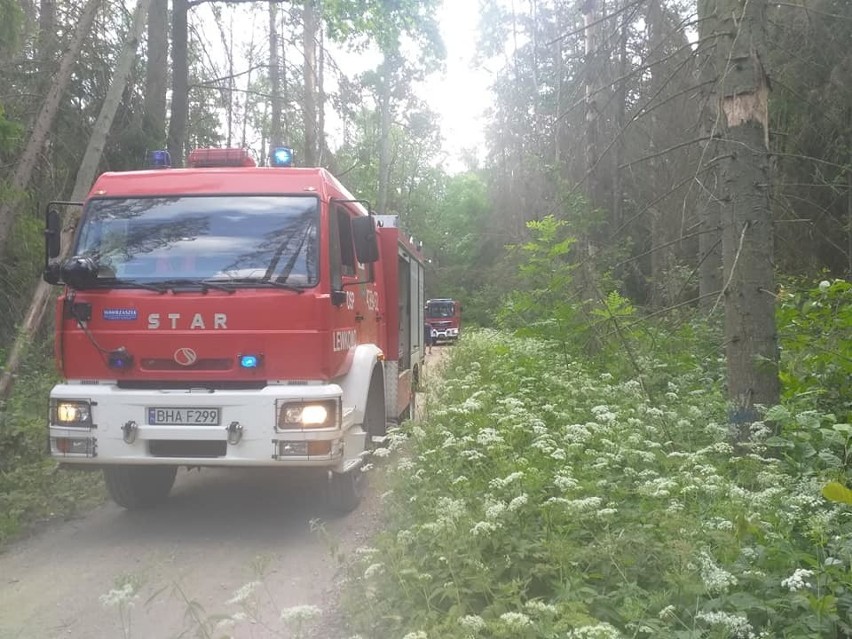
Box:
211;277;306;293
153;278;237;294
93;278;166;293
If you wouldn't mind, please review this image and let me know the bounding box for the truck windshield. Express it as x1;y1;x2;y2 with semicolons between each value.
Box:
427;302;455;318
75;195;319;287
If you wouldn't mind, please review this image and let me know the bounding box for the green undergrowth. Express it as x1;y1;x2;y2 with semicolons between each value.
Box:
342;330;852;638
0;340;104;546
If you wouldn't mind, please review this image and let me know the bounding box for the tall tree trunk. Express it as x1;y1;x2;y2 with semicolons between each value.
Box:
269;1;282;150
611;0;628;230
647;0;670;308
240;13;257;149
317;17;327;166
302;0;319;166
715;0;779;430
579;0;603;306
143;0;168;146
167;0;188;166
37;0;57;65
0;0;101;261
697;0;723;308
376;55;395;214
0;0;152;400
582;0;604;211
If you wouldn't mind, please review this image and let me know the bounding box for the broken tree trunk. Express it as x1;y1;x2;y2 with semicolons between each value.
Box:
0;0;152;402
714;0;779;435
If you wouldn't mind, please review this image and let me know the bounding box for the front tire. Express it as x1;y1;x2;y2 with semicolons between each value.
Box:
104;465;177;510
328;368;384;514
328;466;365;514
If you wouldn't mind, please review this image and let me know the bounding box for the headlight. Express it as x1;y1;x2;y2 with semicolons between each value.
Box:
276;400;337;430
51;400;93;427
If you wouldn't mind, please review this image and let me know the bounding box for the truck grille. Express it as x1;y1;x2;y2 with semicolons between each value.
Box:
148;440;226;458
141;358;232;371
117;380;266;390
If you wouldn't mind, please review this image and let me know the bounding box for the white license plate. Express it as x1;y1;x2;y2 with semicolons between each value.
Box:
147;407;221;425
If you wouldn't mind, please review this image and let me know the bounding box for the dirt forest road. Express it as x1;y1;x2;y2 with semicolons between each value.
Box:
0;348;448;639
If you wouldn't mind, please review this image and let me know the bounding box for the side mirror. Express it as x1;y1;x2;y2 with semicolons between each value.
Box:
45;207;61;259
60;255;99;290
43;262;62;285
351;215;379;264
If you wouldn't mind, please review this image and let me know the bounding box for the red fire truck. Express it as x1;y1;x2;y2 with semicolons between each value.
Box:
41;147;426;513
425;298;461;343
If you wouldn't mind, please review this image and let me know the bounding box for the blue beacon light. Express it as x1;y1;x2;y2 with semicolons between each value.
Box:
270;147;294;167
239;354;261;369
146;150;171;168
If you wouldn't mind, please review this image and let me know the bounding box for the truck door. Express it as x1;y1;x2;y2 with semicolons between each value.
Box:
329;203;379;349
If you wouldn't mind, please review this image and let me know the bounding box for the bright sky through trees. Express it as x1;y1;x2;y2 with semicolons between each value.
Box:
424;1;491;169
193;0;491;171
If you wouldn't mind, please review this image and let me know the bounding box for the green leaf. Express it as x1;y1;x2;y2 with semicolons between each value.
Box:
821;482;852;505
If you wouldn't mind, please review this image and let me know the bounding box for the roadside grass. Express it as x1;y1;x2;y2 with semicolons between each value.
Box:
0;341;104;547
341;329;852;638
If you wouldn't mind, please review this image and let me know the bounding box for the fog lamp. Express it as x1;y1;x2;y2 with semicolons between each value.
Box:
278;441;309;457
52;436;96;457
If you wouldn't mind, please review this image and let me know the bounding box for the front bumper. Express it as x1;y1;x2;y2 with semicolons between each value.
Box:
432;327;458;339
48;382;358;469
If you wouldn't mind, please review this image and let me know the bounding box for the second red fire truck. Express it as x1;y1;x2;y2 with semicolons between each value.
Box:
426;298;461;344
42;147;426;513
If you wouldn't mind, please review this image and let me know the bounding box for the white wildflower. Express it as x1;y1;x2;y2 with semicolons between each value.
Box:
459;614;487;632
695;610;753;637
402;632;428;639
470;521;498;536
226;580;261;605
525;600;558;615
476;428;504;447
485;501;507;520
698;552;738;594
396;458;415;471
99;583;138;609
781;568;814;592
658;605;676;620
280;604;322;622
499;611;532;629
553;474;579;491
372;447;391;458
363;563;384;579
489;471;524;489
507;494;528;511
568;622;623;638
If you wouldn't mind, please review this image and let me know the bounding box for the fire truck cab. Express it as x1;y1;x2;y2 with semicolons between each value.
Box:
425;298;461;343
41;147;426;513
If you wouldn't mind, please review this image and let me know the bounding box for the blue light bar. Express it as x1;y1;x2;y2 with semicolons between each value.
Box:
270;147;294;167
146;150;171;168
239;354;261;369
